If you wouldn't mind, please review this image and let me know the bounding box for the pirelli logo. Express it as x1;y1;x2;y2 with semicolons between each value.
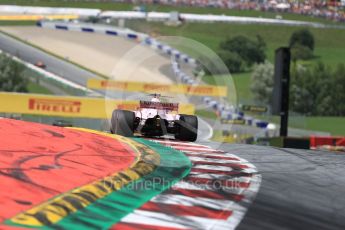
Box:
144;84;170;92
87;79;227;97
100;81;128;89
28;98;81;113
187;86;214;95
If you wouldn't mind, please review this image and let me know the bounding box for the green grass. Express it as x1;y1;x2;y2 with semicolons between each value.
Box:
232;72;252;103
0;21;36;26
129;21;345;69
27;81;53;94
257;115;345;136
130;20;345;106
0;0;340;25
195;109;217;120
301;117;345;136
202;72;252;103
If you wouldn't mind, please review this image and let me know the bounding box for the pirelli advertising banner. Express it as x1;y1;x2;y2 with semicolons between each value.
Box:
87;79;228;97
0;93;195;118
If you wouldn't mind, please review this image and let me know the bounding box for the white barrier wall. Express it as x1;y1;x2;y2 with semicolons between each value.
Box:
0;5;325;27
100;11;325;27
0;5;100;16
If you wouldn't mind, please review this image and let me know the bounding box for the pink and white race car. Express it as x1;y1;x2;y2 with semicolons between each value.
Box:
110;94;198;142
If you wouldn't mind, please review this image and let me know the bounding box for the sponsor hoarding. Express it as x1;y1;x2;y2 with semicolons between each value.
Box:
87;79;227;97
241;105;267;113
0;92;194;118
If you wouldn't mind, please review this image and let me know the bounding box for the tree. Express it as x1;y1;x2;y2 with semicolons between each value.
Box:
290;44;314;61
197;55;228;75
0;53;28;92
290;62;345;116
250;61;274;105
218;50;244;73
331;64;345;115
219;35;266;70
290;66;314;115
289;28;315;51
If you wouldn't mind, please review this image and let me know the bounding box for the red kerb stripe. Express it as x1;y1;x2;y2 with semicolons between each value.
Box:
139;201;233;220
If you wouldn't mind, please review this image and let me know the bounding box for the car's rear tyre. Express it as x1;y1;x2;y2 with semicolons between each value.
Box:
110;110;135;137
175;114;198;142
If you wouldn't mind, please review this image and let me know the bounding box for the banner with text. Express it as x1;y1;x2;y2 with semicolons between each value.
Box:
87;79;227;97
0;93;194;118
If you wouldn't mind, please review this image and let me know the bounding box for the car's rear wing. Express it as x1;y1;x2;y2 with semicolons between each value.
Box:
140;101;179;111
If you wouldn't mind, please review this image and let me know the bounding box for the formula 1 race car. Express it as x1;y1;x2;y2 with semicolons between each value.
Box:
110;94;198;142
34;61;46;69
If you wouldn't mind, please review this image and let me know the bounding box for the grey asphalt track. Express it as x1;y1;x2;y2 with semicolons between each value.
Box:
0;32;99;86
202;141;345;230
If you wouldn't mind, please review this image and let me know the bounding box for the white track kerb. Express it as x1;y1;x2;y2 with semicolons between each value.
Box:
116;139;262;230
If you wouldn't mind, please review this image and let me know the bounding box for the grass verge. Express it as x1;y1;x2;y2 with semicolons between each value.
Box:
195;109;217;120
27;81;53;94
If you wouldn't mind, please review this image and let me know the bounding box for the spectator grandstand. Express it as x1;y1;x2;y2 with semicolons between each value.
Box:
115;0;345;22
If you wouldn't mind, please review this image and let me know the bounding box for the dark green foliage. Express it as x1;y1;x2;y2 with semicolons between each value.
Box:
0;53;28;92
218;50;244;73
290;44;314;61
217;35;266;73
250;61;274;105
290;62;345;116
289;28;315;51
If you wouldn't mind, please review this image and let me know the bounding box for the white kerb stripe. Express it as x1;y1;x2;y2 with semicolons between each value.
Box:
151;194;237;210
121;210;234;230
193;164;233;172
188;156;251;165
